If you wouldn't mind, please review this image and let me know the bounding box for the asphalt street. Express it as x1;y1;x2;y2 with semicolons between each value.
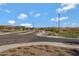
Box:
0;31;79;46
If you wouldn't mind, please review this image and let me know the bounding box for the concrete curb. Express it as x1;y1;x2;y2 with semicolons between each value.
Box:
36;33;79;39
0;42;79;52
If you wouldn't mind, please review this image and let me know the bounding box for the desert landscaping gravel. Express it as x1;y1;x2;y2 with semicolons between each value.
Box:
0;45;79;56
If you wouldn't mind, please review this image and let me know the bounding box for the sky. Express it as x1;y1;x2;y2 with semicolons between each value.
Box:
0;3;79;28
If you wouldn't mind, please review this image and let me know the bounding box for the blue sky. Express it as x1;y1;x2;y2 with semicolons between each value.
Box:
0;3;79;28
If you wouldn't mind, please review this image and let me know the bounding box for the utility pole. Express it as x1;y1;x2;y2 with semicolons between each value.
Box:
57;13;61;33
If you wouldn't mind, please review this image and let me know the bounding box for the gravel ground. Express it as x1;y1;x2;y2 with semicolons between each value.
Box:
0;45;79;56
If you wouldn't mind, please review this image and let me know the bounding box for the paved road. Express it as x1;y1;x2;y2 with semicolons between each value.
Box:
0;31;79;46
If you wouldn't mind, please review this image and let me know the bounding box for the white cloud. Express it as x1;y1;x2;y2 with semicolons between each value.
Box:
0;3;4;5
61;3;67;6
62;22;77;27
70;23;76;27
57;3;77;13
8;20;15;25
5;9;11;13
0;8;11;13
17;13;28;20
34;13;40;17
0;3;6;6
20;23;33;28
0;4;11;14
50;17;68;21
30;11;34;15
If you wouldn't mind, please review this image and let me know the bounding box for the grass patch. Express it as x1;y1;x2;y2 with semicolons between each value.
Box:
58;32;79;38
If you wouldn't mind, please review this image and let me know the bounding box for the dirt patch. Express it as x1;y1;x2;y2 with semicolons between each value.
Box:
0;45;79;56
